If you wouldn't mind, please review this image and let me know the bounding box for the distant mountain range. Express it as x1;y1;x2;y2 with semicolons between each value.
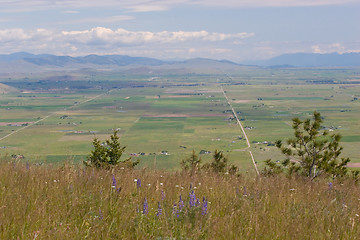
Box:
0;52;165;66
246;52;360;67
0;52;359;74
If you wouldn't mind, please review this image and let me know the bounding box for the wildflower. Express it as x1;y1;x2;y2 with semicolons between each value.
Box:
236;187;240;197
202;197;208;215
137;179;141;188
143;198;149;214
161;190;165;201
196;198;200;207
175;185;179;188
172;203;179;217
160;182;163;186
243;186;248;196
179;195;184;211
328;182;333;190
156;202;162;216
189;190;196;208
112;175;117;189
99;208;103;220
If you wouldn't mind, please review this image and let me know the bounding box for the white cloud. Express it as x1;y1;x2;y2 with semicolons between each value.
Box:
61;27;254;45
0;27;358;61
311;43;357;54
0;27;255;59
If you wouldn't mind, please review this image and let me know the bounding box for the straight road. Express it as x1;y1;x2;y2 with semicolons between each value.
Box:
221;86;260;175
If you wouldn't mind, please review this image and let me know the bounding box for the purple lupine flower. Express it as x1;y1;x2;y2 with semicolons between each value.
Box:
112;175;117;189
196;198;200;207
236;187;240;197
137;179;141;188
156;202;162;216
179;195;184;211
172;203;179;218
202;197;208;215
161;190;165;201
99;208;103;220
143;198;149;214
189;190;196;208
328;182;333;190
243;186;248;196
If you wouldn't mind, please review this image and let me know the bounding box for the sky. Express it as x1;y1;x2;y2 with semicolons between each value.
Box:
0;0;359;62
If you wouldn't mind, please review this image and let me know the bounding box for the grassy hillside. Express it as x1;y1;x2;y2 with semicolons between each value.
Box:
1;161;360;239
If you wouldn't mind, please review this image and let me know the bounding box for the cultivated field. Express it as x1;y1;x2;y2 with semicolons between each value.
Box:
0;67;359;171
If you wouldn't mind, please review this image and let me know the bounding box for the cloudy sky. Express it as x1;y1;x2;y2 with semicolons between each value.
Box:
0;0;359;62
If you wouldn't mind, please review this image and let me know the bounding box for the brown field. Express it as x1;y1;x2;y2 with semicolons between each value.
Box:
0;122;33;126
232;100;251;103
143;113;232;118
347;162;360;168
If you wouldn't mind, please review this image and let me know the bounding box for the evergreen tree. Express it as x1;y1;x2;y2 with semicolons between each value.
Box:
264;111;352;179
84;130;138;168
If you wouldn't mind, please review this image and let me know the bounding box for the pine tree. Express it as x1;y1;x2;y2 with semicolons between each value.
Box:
84;130;138;168
264;111;351;179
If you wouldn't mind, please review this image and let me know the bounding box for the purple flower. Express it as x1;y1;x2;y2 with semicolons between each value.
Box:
236;187;240;197
137;179;141;188
196;198;200;207
202;197;208;215
189;190;196;208
143;198;149;215
112;175;117;189
156;202;162;216
99;208;103;220
173;203;179;218
328;182;333;190
243;186;248;196
161;190;165;201
179;195;184;211
112;175;121;192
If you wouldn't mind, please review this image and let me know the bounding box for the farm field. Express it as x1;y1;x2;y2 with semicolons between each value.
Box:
0;67;359;171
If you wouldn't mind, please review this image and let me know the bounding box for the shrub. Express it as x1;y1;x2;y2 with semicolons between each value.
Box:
181;150;202;175
84;130;139;168
203;149;238;174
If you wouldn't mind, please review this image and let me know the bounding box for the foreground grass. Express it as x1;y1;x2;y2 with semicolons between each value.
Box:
0;161;360;239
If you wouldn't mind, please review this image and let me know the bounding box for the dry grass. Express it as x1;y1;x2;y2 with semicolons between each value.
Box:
0;161;360;239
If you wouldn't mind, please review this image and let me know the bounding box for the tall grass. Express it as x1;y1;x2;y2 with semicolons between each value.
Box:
0;161;360;239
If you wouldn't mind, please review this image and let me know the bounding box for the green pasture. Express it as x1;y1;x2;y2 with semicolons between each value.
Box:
0;68;359;170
